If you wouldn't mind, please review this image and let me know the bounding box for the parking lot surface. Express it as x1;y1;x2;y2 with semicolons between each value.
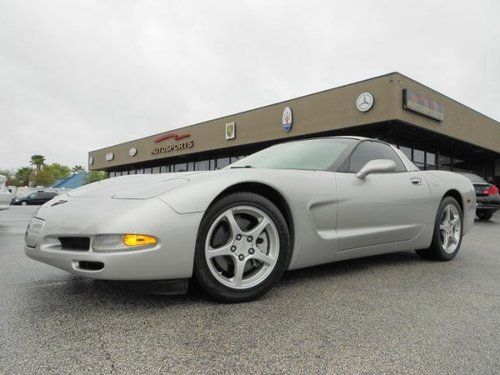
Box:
0;206;499;374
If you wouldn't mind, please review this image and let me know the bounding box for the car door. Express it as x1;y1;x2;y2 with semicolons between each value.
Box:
335;141;431;251
27;193;38;205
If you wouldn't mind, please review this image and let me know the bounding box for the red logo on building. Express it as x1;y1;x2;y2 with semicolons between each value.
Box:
154;133;191;143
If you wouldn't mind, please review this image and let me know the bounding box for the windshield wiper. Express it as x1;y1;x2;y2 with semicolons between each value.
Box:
230;165;253;169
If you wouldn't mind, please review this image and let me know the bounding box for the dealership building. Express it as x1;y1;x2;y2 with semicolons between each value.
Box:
89;72;500;185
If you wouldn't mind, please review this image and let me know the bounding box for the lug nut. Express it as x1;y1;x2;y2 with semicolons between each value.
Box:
238;254;245;261
248;248;255;255
236;234;242;240
231;246;236;252
247;236;253;242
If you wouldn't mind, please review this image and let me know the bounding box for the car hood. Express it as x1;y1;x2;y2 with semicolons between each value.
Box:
67;172;207;199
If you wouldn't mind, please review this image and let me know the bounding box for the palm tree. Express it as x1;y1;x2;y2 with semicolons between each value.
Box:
15;167;33;186
30;155;45;172
72;165;86;174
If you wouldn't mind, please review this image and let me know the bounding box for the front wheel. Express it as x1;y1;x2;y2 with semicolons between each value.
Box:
193;192;291;302
416;196;463;261
21;201;27;206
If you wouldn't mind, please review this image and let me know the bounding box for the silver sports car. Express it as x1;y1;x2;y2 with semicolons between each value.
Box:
25;137;476;302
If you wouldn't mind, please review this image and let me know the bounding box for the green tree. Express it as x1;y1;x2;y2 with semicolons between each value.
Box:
0;169;14;182
30;155;46;172
85;171;108;184
72;165;86;174
46;163;71;181
32;168;55;187
15;167;33;186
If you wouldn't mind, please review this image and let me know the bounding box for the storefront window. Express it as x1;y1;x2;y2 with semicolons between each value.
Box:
399;146;412;160
230;156;244;163
438;154;452;171
129;169;136;175
152;167;160;174
426;152;436;170
136;169;144;174
109;171;116;177
161;166;169;173
187;162;195;171
209;160;217;170
195;160;209;171
174;163;187;172
217;157;231;169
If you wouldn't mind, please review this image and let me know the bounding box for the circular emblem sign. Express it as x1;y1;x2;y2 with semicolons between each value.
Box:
129;147;137;157
282;107;293;133
356;92;374;112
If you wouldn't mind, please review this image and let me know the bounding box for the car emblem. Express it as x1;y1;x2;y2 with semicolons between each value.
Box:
154;133;191;143
225;122;236;140
282;107;293;133
356;92;374;112
51;200;68;207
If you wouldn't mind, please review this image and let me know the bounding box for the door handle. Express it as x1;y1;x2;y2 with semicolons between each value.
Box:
410;177;423;185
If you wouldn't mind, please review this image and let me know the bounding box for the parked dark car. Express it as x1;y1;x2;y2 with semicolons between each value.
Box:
457;172;499;220
11;191;59;206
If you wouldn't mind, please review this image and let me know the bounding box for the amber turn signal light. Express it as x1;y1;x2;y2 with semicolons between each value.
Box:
123;234;157;247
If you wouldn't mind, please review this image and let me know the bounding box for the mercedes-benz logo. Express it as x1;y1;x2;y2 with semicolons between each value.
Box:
356;92;374;112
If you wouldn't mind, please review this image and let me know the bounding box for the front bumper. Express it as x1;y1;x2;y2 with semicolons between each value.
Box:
24;197;204;280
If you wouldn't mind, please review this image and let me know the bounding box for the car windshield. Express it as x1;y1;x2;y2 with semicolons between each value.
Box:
228;138;355;171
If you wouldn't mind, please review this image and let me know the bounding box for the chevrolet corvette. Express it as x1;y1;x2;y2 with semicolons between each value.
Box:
25;137;475;302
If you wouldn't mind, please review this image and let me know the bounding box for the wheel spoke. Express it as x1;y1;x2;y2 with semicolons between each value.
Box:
449;234;458;245
232;258;246;286
443;207;451;224
450;216;459;226
442;234;449;249
225;209;241;236
206;243;233;259
247;217;270;238
439;224;447;231
251;249;274;265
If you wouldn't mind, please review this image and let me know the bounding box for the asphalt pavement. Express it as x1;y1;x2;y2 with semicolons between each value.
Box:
0;206;499;374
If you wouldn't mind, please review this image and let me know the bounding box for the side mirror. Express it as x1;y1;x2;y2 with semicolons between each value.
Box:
355;159;396;179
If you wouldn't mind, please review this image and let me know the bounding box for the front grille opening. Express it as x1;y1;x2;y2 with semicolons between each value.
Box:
59;237;90;251
78;261;104;271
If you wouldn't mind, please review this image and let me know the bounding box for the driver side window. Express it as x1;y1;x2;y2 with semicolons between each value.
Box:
346;141;406;173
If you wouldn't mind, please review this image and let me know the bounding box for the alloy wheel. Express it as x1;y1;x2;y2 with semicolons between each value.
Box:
204;205;280;289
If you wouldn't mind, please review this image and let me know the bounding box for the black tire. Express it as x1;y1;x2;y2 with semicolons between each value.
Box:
193;192;291;303
416;196;463;261
477;211;493;221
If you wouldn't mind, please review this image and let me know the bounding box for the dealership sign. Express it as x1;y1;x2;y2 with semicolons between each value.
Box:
403;89;444;121
151;132;193;156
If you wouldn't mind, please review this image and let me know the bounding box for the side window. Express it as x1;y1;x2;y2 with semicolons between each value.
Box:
29;193;37;199
348;141;406;173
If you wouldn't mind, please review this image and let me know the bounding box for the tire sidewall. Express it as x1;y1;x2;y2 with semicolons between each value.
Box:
194;192;291;302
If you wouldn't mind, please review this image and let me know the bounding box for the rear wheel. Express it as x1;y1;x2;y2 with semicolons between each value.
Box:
416;196;463;261
477;211;493;221
193;192;290;302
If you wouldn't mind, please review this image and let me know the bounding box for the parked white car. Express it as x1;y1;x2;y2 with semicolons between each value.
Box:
0;175;12;210
25;137;476;301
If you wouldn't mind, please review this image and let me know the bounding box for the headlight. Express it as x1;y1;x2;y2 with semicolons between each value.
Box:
92;234;158;252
